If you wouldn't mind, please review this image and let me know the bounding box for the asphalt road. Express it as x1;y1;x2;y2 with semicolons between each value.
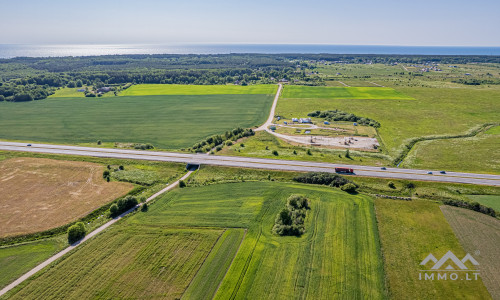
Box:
1;141;499;186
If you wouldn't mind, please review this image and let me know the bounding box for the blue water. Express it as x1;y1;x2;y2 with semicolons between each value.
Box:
1;44;500;58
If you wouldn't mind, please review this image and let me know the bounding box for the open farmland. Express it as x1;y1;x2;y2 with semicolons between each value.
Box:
441;206;500;299
374;198;491;299
0;157;133;238
121;84;277;96
281;86;414;100
277;86;500;161
466;195;500;211
7;182;386;299
7;226;222;300
0;94;273;149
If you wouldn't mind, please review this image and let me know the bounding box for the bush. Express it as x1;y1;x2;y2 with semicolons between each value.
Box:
308;109;380;127
117;196;138;212
67;222;86;244
388;181;396;189
294;172;351;187
272;195;310;236
97;140;102;145
345;149;351;159
225;140;233;146
141;203;148;212
272;150;279;156
109;203;119;217
341;183;358;193
307;149;312;155
119;165;124;170
0;95;5;102
103;170;110;179
179;180;186;188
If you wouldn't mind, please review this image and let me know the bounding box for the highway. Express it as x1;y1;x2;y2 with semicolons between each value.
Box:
1;141;499;186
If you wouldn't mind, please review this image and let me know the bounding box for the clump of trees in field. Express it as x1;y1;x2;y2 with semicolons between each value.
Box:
294;172;352;187
190;127;254;153
308;110;381;128
273;195;310;236
443;199;497;218
134;143;154;150
67;222;86;244
109;196;139;217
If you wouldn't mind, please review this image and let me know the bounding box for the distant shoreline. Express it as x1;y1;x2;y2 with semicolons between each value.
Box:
1;44;500;58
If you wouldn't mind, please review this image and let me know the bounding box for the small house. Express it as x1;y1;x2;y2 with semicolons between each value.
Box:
292;118;299;122
299;118;312;124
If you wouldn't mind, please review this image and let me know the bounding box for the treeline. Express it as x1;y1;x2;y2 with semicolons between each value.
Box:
452;78;500;85
294;172;352;187
308;110;381;127
190;128;255;153
272;195;310;236
443;199;497;218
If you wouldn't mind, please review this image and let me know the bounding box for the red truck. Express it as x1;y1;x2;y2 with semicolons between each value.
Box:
335;167;354;174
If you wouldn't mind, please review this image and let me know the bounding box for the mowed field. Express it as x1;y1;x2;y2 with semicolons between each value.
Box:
278;86;500;158
281;86;414;100
121;84;277;96
0;94;273;149
7;182;386;299
374;198;491;299
466;195;500;212
441;206;500;299
0;157;133;238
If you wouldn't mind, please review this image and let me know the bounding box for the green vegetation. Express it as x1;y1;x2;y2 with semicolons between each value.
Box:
272;194;310;236
293;172;352;187
67;222;86;244
0;238;66;289
281;86;414;100
375;198;491;299
109;196;139;217
466;195;500;212
191;127;255;153
121;84;277;96
48;87;87;98
308;109;381;127
0;94;273;149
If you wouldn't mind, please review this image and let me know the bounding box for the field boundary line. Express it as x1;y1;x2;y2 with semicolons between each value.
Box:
0;171;192;297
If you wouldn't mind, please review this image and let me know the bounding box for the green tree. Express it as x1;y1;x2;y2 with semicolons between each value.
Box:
179;180;186;188
109;203;119;217
67;222;86;244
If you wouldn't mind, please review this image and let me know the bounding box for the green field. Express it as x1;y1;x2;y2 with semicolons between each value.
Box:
374;198;491;299
281;86;414;100
0;238;66;289
121;84;277;96
0;94;273;149
402;130;500;174
8;182;386;299
466;195;500;211
278;87;500;159
8;226;222;299
48;87;87;98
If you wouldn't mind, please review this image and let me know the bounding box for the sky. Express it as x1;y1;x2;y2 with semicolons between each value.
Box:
1;0;499;46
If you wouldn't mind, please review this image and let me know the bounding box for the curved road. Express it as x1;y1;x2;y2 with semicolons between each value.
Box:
0;141;499;186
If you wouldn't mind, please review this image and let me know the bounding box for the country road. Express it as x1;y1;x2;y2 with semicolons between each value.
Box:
0;141;499;186
256;83;282;131
0;170;193;297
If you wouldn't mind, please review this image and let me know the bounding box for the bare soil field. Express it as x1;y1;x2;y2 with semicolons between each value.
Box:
441;206;500;299
270;131;379;150
0;157;133;238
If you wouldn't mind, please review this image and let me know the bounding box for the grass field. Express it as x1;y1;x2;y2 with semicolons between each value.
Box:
8;182;386;299
441;206;500;299
48;87;87;98
402;131;500;174
0;238;66;289
0;94;273;149
466;195;500;212
121;84;277;96
375;198;491;299
281;86;414;100
7;226;222;300
0;157;133;238
278;87;500;159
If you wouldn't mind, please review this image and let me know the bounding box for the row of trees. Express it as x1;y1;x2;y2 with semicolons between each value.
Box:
308;110;381;128
190;128;255;153
272;195;310;236
109;196;139;217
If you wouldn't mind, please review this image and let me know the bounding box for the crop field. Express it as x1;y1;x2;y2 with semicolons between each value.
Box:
121;84;277;96
0;157;133;238
466;195;500;211
374;198;491;299
0;94;273;149
402;130;500;174
277;87;500;159
48;87;87;98
0;238;66;289
441;206;500;299
130;182;386;299
281;86;414;100
7;182;386;299
7;226;222;300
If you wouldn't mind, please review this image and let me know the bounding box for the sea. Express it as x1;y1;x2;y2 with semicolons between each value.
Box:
1;44;500;59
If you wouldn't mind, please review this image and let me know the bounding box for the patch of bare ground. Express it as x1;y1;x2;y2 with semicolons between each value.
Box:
0;157;133;238
441;205;500;299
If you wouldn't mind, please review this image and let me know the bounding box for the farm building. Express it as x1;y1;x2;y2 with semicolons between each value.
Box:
292;118;299;122
299;118;312;124
96;87;111;93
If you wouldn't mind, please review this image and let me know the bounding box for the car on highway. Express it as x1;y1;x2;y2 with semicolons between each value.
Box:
381;167;386;170
440;171;446;174
27;144;31;146
427;171;433;174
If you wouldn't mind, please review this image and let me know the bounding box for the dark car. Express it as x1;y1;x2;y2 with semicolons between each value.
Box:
440;171;446;174
427;171;433;175
381;167;386;170
27;144;32;146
